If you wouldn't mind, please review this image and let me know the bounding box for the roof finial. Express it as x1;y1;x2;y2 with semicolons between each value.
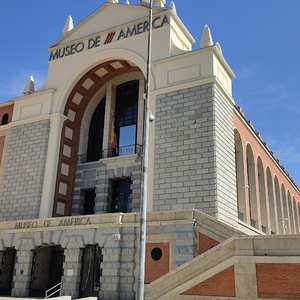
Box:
169;1;177;13
215;42;222;54
23;76;35;95
125;0;130;4
62;16;74;35
201;24;214;48
153;0;166;7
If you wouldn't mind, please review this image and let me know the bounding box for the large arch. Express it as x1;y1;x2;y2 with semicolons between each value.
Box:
54;49;150;114
266;167;276;234
293;196;299;233
234;129;247;222
257;156;268;233
281;184;288;233
287;191;295;233
52;59;144;216
246;144;258;229
274;176;283;234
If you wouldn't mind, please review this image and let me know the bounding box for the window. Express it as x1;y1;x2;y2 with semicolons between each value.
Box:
87;98;106;162
1;114;8;125
110;179;132;213
114;80;139;156
84;189;96;215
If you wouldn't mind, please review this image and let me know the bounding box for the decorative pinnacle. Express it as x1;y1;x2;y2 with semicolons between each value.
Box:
215;42;222;54
201;24;214;48
125;0;130;4
169;1;177;13
62;16;74;35
23;76;35;95
154;0;166;7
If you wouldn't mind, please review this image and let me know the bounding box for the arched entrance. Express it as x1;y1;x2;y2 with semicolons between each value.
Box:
0;248;16;296
29;245;64;297
52;60;143;217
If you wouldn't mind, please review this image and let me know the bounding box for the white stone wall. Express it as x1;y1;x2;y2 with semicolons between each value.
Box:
214;85;238;227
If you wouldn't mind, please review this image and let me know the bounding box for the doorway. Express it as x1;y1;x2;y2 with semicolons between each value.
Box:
79;245;103;297
0;248;16;296
29;245;64;297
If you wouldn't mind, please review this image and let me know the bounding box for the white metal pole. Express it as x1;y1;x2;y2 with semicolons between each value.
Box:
137;0;153;299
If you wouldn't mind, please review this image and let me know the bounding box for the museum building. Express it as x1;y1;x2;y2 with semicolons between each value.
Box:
0;0;300;299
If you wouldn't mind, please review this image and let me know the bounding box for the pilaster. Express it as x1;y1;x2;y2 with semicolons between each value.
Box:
39;113;67;218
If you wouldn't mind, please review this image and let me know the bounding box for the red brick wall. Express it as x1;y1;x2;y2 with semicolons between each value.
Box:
0;103;13;125
199;232;219;254
256;263;300;299
145;242;170;284
181;266;235;297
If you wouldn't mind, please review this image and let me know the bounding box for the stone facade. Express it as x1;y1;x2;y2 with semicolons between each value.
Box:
154;83;238;228
154;84;218;213
0;210;223;299
0;1;299;299
0;120;49;221
73;155;142;215
214;84;237;226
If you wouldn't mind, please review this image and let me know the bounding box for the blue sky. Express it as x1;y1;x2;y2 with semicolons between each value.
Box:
0;0;299;186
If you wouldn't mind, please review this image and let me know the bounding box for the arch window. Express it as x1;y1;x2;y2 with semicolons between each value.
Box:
113;80;139;157
293;197;299;233
234;130;246;222
267;168;276;234
257;157;267;233
246;145;258;228
274;177;283;234
86;98;106;162
281;184;289;233
1;114;8;125
78;79;141;162
288;191;295;233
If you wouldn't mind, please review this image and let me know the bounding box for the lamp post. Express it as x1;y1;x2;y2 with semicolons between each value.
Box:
138;0;153;299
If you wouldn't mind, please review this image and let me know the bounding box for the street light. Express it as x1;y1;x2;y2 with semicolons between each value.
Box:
137;0;153;299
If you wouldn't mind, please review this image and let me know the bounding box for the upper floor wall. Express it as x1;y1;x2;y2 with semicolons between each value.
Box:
234;106;300;235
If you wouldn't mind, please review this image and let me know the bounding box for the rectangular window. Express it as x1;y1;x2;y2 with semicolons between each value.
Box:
84;189;96;215
110;179;132;213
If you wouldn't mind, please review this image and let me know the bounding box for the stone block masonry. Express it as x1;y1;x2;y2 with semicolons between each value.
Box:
0;120;50;221
214;85;238;226
154;83;238;228
73;157;142;214
154;84;217;214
